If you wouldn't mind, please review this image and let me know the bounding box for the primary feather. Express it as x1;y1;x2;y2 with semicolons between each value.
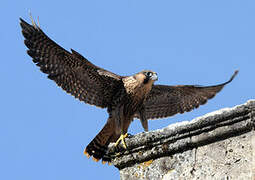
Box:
20;17;238;163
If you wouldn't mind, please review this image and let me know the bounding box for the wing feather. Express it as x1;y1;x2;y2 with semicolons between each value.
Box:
143;71;238;120
20;18;122;108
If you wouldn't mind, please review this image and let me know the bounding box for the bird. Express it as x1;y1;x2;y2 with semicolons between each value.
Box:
20;17;238;164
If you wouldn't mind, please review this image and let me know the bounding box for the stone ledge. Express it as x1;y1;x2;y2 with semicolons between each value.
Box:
108;100;255;171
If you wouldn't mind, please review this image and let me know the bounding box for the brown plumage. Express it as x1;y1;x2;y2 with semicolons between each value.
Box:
20;17;238;163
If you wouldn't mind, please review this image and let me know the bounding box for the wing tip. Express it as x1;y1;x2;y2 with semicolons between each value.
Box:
233;69;239;78
19;17;24;22
19;14;41;31
226;69;239;85
19;17;29;28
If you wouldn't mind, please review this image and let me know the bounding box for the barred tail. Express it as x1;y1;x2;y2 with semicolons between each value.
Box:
84;118;117;163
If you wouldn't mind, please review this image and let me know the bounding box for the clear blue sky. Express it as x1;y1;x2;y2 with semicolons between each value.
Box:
1;1;254;179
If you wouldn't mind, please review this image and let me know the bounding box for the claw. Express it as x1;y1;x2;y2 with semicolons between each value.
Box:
115;133;128;149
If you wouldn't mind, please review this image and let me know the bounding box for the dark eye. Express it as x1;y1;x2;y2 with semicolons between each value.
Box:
146;72;152;77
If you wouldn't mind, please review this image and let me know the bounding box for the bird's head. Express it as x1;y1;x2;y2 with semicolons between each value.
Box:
134;70;158;84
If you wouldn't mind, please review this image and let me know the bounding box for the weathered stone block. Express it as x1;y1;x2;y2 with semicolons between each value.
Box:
109;100;255;180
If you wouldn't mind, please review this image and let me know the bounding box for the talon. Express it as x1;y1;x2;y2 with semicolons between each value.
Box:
115;133;128;149
127;133;134;138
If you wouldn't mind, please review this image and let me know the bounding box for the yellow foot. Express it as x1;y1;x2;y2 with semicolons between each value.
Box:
115;133;128;149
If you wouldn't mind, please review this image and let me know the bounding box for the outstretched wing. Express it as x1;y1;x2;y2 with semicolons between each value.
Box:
143;71;238;120
20;18;122;108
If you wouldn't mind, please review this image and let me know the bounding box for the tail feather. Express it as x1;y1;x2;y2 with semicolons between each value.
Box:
84;118;117;163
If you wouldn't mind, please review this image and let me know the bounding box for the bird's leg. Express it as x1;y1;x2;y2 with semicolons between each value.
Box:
115;133;128;149
113;106;128;148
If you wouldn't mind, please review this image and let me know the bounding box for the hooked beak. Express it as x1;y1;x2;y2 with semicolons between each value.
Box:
151;72;158;81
